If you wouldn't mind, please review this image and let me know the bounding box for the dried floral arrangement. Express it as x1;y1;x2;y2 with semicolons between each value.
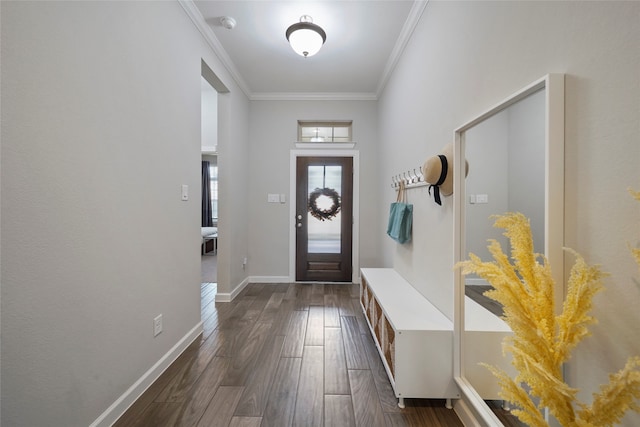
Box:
458;196;640;426
308;187;341;221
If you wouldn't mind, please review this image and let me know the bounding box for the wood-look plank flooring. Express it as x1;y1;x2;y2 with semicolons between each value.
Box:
115;282;522;427
465;285;504;317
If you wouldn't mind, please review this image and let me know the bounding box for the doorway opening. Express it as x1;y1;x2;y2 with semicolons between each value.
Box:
200;60;228;299
201;77;218;296
200;155;218;292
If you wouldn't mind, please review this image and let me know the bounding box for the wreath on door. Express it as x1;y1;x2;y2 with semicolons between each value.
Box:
308;187;341;221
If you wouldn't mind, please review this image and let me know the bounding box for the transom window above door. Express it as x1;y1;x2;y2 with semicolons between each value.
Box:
298;120;352;143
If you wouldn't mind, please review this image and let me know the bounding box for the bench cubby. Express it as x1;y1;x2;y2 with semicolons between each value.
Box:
359;268;458;407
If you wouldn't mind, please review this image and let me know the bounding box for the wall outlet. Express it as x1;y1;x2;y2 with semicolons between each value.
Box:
153;314;163;337
242;256;248;269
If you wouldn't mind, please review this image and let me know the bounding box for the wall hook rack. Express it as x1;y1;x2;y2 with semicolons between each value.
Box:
391;166;427;190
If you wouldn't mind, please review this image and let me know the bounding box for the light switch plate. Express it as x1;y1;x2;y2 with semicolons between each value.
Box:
181;185;189;201
267;193;280;203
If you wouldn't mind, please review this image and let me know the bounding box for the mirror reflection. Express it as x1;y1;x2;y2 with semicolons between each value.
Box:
463;88;545;418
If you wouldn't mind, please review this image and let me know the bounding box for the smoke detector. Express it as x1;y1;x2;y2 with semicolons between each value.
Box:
220;16;236;30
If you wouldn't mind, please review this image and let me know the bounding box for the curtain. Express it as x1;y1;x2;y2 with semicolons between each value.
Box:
202;161;213;227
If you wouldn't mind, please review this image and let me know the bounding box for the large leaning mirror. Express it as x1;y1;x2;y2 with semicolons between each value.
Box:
453;74;565;425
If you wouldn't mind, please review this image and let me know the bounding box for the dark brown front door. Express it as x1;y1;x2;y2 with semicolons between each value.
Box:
296;156;353;282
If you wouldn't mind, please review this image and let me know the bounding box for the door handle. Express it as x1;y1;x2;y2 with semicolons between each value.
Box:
297;214;302;220
297;223;302;228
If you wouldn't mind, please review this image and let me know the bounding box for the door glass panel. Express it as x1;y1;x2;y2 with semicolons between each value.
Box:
307;165;342;253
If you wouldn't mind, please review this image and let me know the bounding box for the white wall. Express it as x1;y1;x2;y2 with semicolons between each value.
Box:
380;1;639;425
507;90;545;253
464;89;545;264
465;109;510;262
202;155;218;166
201;76;218;152
0;1;250;425
217;90;251;296
247;101;380;278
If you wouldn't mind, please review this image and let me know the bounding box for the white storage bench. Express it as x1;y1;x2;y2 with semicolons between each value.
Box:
464;295;515;399
359;268;458;408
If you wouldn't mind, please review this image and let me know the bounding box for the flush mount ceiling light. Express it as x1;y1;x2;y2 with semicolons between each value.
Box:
285;15;326;58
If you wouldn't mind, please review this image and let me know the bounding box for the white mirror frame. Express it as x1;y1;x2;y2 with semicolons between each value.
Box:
453;74;565;425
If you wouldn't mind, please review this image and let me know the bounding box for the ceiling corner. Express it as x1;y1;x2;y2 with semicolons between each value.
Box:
178;0;253;99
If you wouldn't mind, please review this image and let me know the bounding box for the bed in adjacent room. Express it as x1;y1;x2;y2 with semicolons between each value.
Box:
201;227;217;255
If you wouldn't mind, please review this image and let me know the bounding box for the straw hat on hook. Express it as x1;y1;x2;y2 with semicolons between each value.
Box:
423;143;469;204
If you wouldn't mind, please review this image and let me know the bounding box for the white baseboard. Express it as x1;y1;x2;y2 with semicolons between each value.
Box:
216;276;292;302
89;321;204;427
215;293;233;302
249;276;290;283
215;277;250;302
216;275;354;303
454;398;483;427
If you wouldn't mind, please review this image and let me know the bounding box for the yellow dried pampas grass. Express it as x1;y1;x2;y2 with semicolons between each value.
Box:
458;208;640;427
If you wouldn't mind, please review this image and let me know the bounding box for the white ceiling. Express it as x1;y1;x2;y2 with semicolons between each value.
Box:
187;1;426;100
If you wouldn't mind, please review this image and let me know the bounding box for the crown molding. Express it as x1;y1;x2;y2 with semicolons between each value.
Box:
250;92;378;102
180;0;426;102
178;0;252;98
376;0;429;97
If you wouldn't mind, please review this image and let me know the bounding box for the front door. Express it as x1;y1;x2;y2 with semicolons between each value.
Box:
296;156;353;282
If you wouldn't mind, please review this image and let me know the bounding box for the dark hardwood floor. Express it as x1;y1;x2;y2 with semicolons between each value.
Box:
114;282;464;426
465;285;504;317
114;282;522;427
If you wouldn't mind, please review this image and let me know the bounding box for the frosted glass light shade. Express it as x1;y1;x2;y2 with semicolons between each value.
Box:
286;16;326;58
